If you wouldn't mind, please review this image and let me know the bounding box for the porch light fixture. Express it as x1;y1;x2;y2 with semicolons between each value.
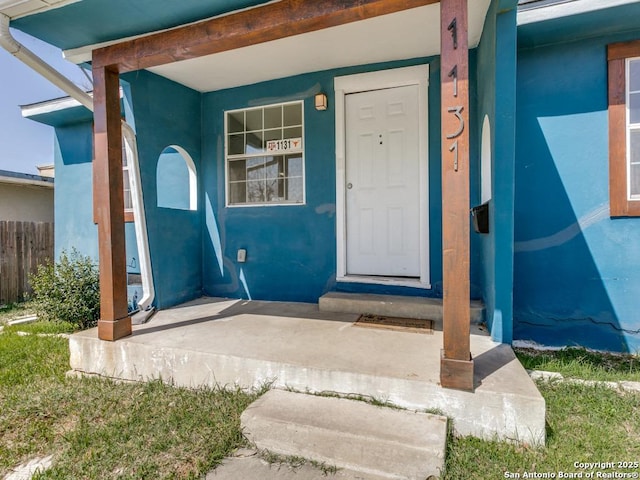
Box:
315;93;327;111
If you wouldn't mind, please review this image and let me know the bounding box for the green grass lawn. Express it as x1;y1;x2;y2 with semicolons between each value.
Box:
515;346;640;382
0;315;260;480
1;305;639;479
444;347;640;479
445;382;640;479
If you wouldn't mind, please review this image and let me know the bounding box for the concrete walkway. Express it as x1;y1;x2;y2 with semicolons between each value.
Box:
208;450;384;480
241;390;447;479
69;297;545;444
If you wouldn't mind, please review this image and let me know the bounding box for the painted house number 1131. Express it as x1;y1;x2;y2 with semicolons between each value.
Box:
446;16;464;172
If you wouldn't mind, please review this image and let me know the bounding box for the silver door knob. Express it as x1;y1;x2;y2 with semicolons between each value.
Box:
347;183;353;189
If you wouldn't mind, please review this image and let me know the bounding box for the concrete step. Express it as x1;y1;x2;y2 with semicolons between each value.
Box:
241;389;447;480
208;451;391;480
319;292;484;323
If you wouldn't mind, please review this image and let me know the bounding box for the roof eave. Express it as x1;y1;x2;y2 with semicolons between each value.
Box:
518;0;640;25
0;0;81;20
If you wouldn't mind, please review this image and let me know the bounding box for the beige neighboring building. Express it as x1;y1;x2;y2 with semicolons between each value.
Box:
36;164;55;178
0;169;54;222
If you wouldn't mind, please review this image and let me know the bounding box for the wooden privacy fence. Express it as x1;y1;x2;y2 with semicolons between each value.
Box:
0;221;54;305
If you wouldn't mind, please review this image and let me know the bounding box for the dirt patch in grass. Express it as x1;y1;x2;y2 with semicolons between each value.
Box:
0;301;37;324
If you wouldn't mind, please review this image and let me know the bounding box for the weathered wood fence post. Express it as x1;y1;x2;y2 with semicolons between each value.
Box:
0;221;54;305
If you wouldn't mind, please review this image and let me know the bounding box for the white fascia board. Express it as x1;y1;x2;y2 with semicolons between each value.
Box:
0;175;54;187
518;0;640;25
21;94;87;117
20;88;123;117
0;0;81;20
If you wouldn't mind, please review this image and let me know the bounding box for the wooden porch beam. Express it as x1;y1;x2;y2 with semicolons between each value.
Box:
92;0;438;73
439;0;473;391
93;63;131;341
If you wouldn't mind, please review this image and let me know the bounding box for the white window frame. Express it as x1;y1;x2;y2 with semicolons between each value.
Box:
626;56;640;201
122;143;134;220
480;115;492;204
224;100;306;207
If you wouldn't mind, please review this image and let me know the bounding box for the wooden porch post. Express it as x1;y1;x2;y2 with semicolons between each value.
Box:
92;62;132;341
440;0;474;391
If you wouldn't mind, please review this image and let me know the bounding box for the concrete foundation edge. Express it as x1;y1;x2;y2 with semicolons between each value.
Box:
69;335;546;445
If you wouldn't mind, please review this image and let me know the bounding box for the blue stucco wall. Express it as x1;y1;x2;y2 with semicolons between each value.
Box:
48;53;496;315
201;58;476;303
515;31;640;352
49;56;487;314
474;0;517;343
41;1;640;352
122;71;203;309
476;3;497;339
53;121;98;261
53;119;139;308
202;73;335;302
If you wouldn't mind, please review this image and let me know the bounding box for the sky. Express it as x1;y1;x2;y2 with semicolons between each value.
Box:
0;28;91;175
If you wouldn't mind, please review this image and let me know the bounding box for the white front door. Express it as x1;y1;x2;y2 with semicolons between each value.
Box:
345;85;420;277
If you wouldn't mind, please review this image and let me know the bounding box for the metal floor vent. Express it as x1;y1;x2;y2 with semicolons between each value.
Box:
354;314;433;334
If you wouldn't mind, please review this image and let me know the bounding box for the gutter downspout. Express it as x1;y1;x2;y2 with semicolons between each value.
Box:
121;123;155;310
0;12;155;311
0;13;93;110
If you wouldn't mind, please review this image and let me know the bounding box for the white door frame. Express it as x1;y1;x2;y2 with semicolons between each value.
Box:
334;65;430;288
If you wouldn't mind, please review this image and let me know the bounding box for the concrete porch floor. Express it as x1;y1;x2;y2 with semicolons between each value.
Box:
69;297;545;445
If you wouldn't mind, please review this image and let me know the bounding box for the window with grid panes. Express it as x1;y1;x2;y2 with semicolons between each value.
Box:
627;57;640;200
608;41;640;216
225;101;304;206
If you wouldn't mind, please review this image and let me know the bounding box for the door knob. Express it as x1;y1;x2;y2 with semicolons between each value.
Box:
347;183;353;189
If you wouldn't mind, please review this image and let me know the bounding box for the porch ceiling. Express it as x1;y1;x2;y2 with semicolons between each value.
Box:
66;0;491;93
150;1;490;93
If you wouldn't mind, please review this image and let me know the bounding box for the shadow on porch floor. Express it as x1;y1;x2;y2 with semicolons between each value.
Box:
69;297;545;445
